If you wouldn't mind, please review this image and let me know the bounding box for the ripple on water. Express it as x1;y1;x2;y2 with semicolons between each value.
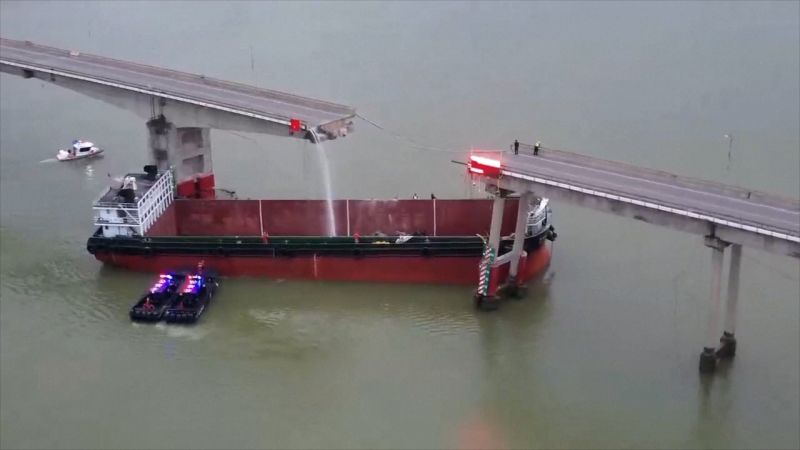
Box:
375;292;481;337
4;257;116;327
152;322;211;341
225;307;330;360
404;307;481;336
43;259;117;325
247;308;288;327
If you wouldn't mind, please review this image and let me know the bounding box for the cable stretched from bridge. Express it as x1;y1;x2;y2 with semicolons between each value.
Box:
356;114;464;154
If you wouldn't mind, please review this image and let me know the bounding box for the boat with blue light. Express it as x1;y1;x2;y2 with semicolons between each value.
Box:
163;264;218;324
129;273;184;322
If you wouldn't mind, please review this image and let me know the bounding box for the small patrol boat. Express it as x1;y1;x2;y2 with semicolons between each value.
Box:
163;263;218;324
56;139;104;161
129;273;184;322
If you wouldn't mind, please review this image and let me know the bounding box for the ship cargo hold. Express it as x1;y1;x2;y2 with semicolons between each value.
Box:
86;170;555;288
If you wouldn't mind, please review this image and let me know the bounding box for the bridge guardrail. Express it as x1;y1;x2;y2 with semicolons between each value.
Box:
501;168;800;243
0;50;353;128
2;37;355;116
511;145;800;211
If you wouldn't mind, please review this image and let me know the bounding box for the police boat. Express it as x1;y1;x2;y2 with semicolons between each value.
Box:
163;268;218;324
129;273;184;322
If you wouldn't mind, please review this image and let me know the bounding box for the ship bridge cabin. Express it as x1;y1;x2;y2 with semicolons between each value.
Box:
93;166;173;238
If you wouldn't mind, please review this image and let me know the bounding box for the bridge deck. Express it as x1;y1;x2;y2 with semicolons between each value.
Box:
502;147;799;240
0;38;355;129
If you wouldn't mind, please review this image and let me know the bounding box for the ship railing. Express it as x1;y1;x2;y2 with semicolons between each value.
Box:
135;171;173;236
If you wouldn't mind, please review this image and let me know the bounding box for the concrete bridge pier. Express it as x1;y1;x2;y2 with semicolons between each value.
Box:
147;115;215;198
700;235;735;373
504;191;535;298
475;194;506;311
718;244;742;358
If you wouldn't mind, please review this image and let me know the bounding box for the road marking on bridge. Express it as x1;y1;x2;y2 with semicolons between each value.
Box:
514;153;799;216
0;59;294;127
503;170;800;244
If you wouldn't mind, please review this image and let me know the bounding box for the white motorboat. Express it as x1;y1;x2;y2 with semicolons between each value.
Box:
56;139;104;161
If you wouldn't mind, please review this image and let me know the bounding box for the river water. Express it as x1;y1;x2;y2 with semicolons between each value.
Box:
1;2;798;449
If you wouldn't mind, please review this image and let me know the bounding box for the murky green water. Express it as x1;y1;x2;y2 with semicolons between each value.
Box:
1;2;798;449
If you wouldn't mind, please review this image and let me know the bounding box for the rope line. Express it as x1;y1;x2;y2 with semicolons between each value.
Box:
356;114;464;154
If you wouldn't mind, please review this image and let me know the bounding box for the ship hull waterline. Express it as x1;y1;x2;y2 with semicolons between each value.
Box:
89;198;554;285
92;244;551;285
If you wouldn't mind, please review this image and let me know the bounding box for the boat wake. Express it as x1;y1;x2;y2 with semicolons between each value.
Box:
153;322;210;341
39;158;58;163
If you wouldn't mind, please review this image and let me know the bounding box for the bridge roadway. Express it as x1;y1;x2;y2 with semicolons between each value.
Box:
482;146;799;257
0;38;355;134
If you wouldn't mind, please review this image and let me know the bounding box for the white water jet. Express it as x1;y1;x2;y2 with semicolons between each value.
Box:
309;130;337;237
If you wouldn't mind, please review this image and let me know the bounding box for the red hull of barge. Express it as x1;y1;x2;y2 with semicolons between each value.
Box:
91;198;553;285
94;244;551;285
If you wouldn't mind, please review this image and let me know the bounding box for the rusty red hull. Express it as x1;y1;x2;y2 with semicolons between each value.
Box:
93;244;551;285
91;198;552;285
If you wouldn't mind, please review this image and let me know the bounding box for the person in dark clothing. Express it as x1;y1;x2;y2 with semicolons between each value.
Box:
534;141;541;156
513;139;519;155
430;193;436;200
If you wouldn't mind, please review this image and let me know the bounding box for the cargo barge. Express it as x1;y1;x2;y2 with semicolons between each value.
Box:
87;167;555;300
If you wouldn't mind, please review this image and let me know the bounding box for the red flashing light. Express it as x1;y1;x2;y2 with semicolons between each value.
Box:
290;118;301;132
470;155;501;168
468;155;503;178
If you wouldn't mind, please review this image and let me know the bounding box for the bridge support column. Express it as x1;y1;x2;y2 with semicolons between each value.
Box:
700;236;729;373
718;244;742;358
476;195;506;311
505;191;533;298
147;115;215;199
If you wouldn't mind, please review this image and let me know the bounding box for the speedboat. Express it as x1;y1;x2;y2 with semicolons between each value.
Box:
129;273;185;322
56;139;104;161
164;263;218;324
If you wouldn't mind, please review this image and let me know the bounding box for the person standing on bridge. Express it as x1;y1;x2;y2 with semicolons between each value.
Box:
534;141;541;156
514;139;520;155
